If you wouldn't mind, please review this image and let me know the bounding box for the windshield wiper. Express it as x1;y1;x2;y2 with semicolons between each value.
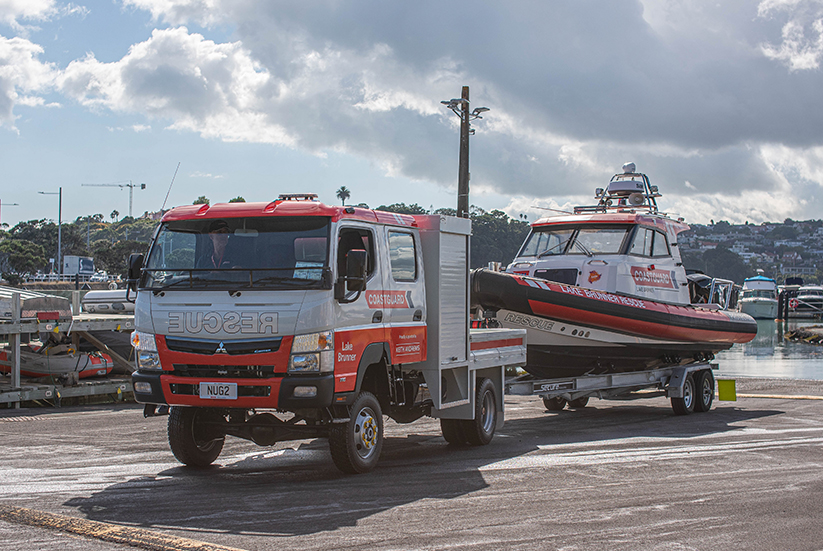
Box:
537;241;570;258
573;241;593;257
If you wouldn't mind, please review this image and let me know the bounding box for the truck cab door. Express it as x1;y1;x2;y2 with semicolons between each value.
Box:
332;224;387;393
381;227;427;365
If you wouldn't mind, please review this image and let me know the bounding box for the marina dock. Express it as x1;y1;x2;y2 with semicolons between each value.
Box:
0;290;134;408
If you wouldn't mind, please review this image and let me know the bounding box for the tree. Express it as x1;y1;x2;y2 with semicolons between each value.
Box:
336;187;351;206
111;210;119;222
193;196;210;205
228;196;246;203
376;203;428;214
0;239;47;275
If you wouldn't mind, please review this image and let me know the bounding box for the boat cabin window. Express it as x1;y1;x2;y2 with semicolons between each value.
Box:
569;228;628;255
518;225;630;258
742;290;776;299
520;228;575;257
629;228;670;258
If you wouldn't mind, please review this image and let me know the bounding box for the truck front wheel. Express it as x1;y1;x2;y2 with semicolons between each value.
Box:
329;391;383;474
168;407;225;467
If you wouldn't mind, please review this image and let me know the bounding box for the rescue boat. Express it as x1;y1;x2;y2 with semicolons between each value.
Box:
471;163;757;379
0;344;114;379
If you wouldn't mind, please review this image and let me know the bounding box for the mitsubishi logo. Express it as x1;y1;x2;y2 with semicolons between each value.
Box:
215;341;228;354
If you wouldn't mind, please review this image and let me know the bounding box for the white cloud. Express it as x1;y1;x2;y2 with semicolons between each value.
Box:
189;170;224;178
5;0;823;225
758;0;823;70
0;35;57;129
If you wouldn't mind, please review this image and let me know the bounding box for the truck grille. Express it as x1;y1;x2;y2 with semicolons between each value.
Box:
165;336;283;356
169;383;271;397
171;364;277;379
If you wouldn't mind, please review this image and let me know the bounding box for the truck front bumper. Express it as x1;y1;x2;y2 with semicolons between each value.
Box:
131;370;335;410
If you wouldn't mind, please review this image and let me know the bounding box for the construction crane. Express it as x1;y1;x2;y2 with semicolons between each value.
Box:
81;180;146;218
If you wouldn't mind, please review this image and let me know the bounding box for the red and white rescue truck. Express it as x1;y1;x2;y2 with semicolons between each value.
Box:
128;194;526;473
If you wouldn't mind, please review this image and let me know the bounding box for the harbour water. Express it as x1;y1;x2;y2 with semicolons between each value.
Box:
716;319;823;380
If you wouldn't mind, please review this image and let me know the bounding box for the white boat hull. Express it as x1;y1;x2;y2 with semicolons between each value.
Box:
739;298;777;320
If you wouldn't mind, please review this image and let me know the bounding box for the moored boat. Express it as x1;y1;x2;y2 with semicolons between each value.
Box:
791;285;823;319
471;163;757;379
739;273;778;320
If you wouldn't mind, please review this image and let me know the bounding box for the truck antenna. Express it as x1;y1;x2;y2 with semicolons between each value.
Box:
161;162;180;212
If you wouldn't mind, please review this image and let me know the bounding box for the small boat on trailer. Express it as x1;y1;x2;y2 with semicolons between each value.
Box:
0;343;114;379
472;163;757;380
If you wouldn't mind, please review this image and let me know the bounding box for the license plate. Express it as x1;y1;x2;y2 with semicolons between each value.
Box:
199;382;237;400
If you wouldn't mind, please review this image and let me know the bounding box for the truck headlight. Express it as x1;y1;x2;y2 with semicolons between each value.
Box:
137;351;162;371
289;331;334;373
131;331;161;371
131;331;157;352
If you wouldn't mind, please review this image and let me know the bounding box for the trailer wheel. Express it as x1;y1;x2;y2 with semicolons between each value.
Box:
569;397;589;409
329;391;383;474
168;407;224;467
543;396;567;411
694;370;715;413
462;378;498;446
440;418;467;445
671;374;696;415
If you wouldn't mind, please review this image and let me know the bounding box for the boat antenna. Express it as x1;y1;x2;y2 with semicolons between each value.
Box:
161;162;180;212
533;206;574;215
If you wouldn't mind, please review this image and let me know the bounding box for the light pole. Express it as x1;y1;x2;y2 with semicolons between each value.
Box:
0;200;20;227
38;188;62;275
441;86;490;218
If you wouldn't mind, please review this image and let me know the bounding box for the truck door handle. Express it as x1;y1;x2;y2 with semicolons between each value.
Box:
413;309;423;321
372;311;383;323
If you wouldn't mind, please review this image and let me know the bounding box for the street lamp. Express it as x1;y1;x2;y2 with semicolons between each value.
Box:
0;200;20;227
38;188;62;276
441;86;490;218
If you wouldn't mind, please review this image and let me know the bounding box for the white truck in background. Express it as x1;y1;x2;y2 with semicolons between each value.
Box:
128;195;525;473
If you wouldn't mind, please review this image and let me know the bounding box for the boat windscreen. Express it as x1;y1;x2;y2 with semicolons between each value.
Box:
143;216;330;290
519;225;631;257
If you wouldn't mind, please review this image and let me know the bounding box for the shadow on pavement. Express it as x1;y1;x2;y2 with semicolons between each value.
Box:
64;400;782;538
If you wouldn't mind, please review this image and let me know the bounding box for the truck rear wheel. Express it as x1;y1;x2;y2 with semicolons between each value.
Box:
671;374;696;415
694;370;715;412
543;396;567;411
462;378;498;446
440;418;467;445
329;391;383;474
168;407;225;467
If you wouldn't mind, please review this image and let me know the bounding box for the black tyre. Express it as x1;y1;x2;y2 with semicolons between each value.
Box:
462;378;498;446
168;407;225;467
543;396;567;411
694;370;715;413
329;391;383;474
671;374;696;415
440;418;467;445
569;397;590;409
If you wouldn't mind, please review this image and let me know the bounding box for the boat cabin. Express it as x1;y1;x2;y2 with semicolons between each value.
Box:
506;164;730;308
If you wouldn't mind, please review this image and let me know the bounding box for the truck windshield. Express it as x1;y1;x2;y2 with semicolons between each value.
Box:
143;216;331;290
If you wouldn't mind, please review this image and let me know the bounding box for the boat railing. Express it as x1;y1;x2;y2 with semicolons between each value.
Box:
707;278;739;311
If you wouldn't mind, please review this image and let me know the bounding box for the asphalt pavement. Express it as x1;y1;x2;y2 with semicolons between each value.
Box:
2;377;823;550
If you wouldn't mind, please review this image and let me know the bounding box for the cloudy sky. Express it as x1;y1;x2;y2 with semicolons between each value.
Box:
1;0;822;228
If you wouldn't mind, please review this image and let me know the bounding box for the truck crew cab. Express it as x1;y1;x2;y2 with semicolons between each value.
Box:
129;194;525;473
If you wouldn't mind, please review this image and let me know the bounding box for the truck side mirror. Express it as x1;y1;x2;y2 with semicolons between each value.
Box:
127;253;144;293
346;249;367;292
